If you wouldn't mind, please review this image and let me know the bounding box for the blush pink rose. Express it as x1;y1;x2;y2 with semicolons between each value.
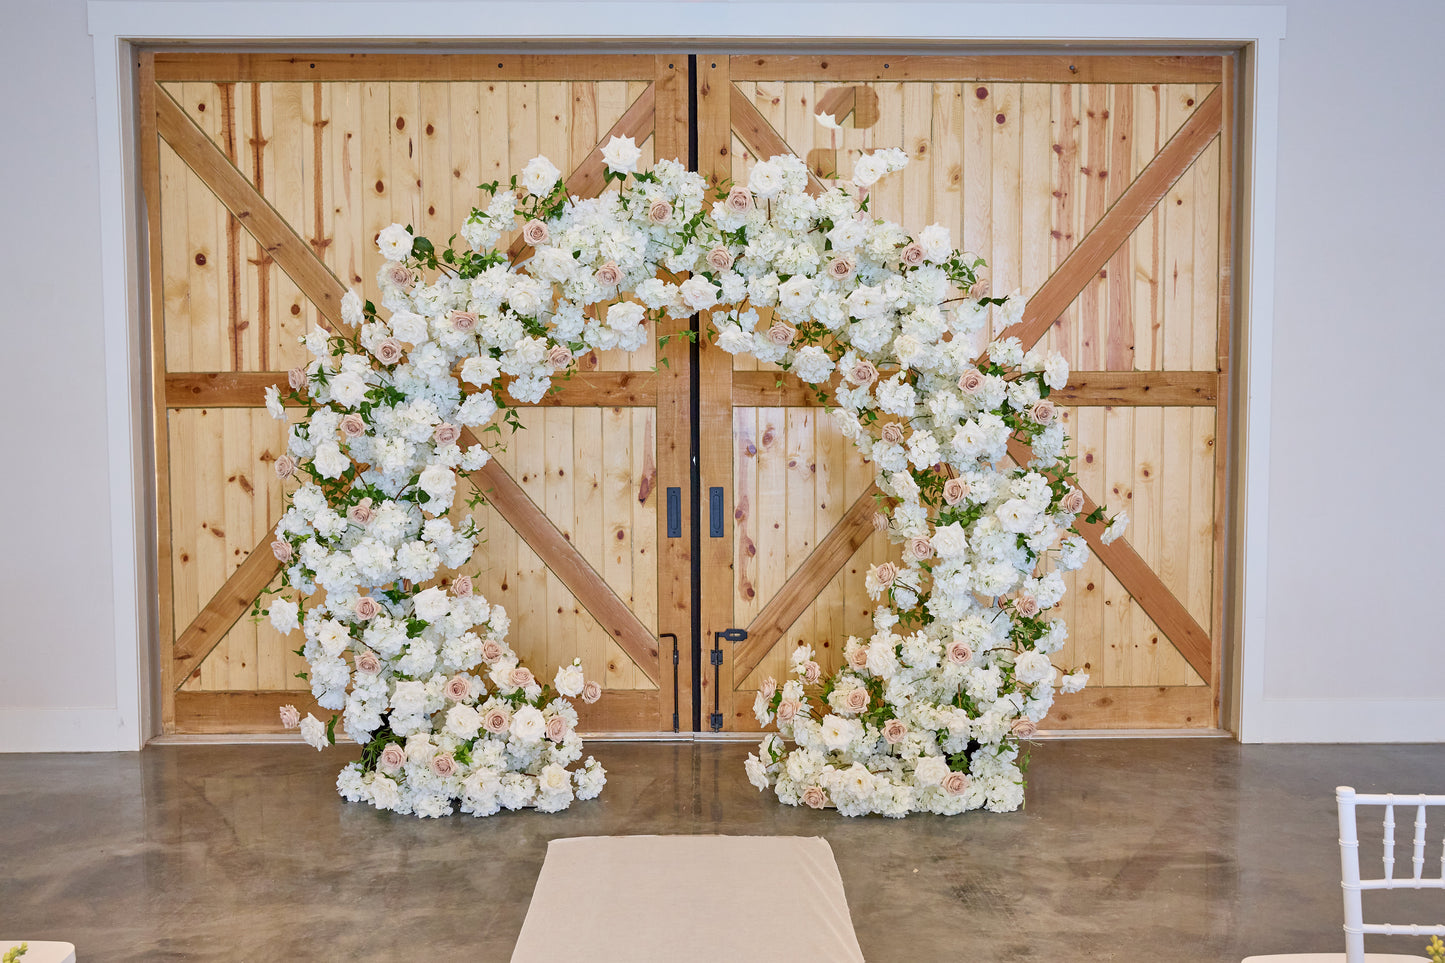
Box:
848;647;870;671
545;715;568;741
452;575;473;597
355;651;382;676
941;771;969;796
274;455;296;479
339;413;367;438
766;322;794;346
1013;594;1041;618
375;337;405;364
845;687;868;712
433;422;460;446
353;596;380;621
777;700;800;723
271;539;293;563
377;742;406;774
348;499;374;525
481;640;505;663
1012;719;1039;739
647;199;672;225
900;242;926;267
287;367;307;391
547;345;573;370
1061;488;1086;514
581;680;602;704
482;709;510;734
430;753;457;778
801;786;827;809
946;641;973;666
848;358;878;386
871;512;889;533
908;536;933;560
706;246;735;272
521;220;550;246
449;310;478;332
595;260;622;286
958;370;985;394
509;666;535;688
881;422;905;445
1031;400;1057;425
382;262;414;289
802;661;822;685
826;255;856;280
882;719;908;744
874;561;898;586
942;478;970;505
278;704;301;729
445;675;471;702
759;677;777;700
725;187;753;212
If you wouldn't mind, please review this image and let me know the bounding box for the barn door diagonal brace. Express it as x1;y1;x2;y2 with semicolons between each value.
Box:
710;628;747;730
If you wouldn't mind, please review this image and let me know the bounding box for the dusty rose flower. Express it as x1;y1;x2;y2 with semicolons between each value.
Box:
941;771;969;796
1012;719;1039;739
339;413;367;438
847;358;878;385
545;715;568;741
375;337;405;364
845;687;868;712
801;785;827;809
509;666;535;688
444;675;471;702
725;187;752;212
547;345;573;370
355;651;382;676
958;370;984;394
274;455;296;479
452;575;473;597
449;310;478;332
1061;488;1086;514
777;700;800;723
521;219;550;246
382;262;414;288
271;539;293;563
874;561;898;586
802;661;822;685
378;742;406;773
287;367;307;391
881;422;905;445
946;641;973;666
348;499;374;525
942;478;970;506
759;677;777;700
766;322;794;346
278;704;301;729
647;199;672;224
353;595;380;621
871;512;889;533
581;680;602;704
706;246;735;272
430;753;457;778
908;536;933;560
482;708;510;734
481;640;505;663
430;423;459;447
969;279;990;299
900;242;926;267
882;719;908;744
1014;594;1041;618
1031;400;1057;425
848;647;870;671
595;260;622;286
826;255;856;280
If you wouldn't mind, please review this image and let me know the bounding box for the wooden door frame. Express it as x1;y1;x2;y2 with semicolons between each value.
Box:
88;5;1285;750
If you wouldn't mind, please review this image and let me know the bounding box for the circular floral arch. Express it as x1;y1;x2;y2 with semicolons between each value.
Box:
263;136;1125;818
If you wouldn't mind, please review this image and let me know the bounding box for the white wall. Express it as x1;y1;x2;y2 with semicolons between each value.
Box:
3;0;1439;749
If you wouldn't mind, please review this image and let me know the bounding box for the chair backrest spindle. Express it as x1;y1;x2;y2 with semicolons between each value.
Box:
1383;800;1396;880
1415;803;1428;881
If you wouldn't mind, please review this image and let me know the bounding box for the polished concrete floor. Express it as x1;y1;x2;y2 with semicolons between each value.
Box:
2;739;1444;961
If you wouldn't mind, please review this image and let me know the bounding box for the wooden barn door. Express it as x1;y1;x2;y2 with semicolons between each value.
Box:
140;52;693;733
696;54;1235;732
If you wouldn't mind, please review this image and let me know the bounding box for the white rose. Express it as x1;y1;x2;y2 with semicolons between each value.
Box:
555;661;585;698
299;713;328;750
389;310;429;344
852;152;888;187
607;301;646;331
1061;672;1088;694
376;223;414;262
520;155;562;197
918;224;952;262
412;586;451;622
679;277;719;311
913;755;949;787
328;371;368;408
601;134;643;174
269;598;300;635
312;442;350;480
748;159;784;198
510;705;546;742
1014;651;1055;686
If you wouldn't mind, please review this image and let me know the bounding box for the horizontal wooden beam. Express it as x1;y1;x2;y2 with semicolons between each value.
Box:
1045;685;1215;729
996;86;1223;355
730;54;1225;84
728;82;827;196
733;485;880;681
174;687;665;734
154;52;658;83
731;370;1218;408
171;523;281;691
165;370;660;408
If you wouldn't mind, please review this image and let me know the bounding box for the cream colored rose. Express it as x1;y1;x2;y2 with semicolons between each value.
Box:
582;680;602;704
432;422;460;446
449;310;478;332
287;367;307;390
595;260;622;287
353;596;380;621
547;345;573;370
725;187;752;212
355;651;382;676
274;455;296;479
545;715;568;741
1012;719;1039;739
958;370;984;394
845;687;868;713
942;478;969;505
941;771;969;796
430;753;457;778
271;539;293;563
908;536;933;560
1031;400;1057;424
340;413;367;438
777;699;800;723
766;322;794;346
452;575;473;597
648;199;672;224
946;641;972;666
706;246;735;272
521;219;550;246
801;786;827;809
375;338;404;365
826;255;856;280
1014;594;1041;618
900;242;926;267
445;675;471;702
1061;488;1086;514
378;742;406;773
509;666;535;688
481;640;504;663
279;704;301;729
802;661;822;685
881;422;905;445
883;719;908;744
482;708;510;734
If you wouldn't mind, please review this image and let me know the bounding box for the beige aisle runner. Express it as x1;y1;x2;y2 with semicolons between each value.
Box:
511;835;865;962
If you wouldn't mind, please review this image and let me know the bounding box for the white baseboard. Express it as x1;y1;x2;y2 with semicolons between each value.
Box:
0;706;140;752
1243;697;1445;744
